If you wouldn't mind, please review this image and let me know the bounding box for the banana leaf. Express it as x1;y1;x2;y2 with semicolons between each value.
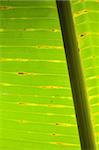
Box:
70;0;99;149
0;0;98;150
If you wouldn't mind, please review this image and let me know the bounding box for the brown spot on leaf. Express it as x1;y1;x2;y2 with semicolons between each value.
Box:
84;10;88;13
17;72;25;75
80;34;84;37
18;102;24;105
56;123;59;125
49;133;57;136
0;6;15;10
17;102;26;106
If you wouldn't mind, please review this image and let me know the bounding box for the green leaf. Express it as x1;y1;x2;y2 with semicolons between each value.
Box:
70;0;99;149
0;1;80;150
0;0;98;150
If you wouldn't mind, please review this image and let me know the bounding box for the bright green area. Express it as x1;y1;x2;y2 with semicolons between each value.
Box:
71;0;99;149
0;1;80;150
